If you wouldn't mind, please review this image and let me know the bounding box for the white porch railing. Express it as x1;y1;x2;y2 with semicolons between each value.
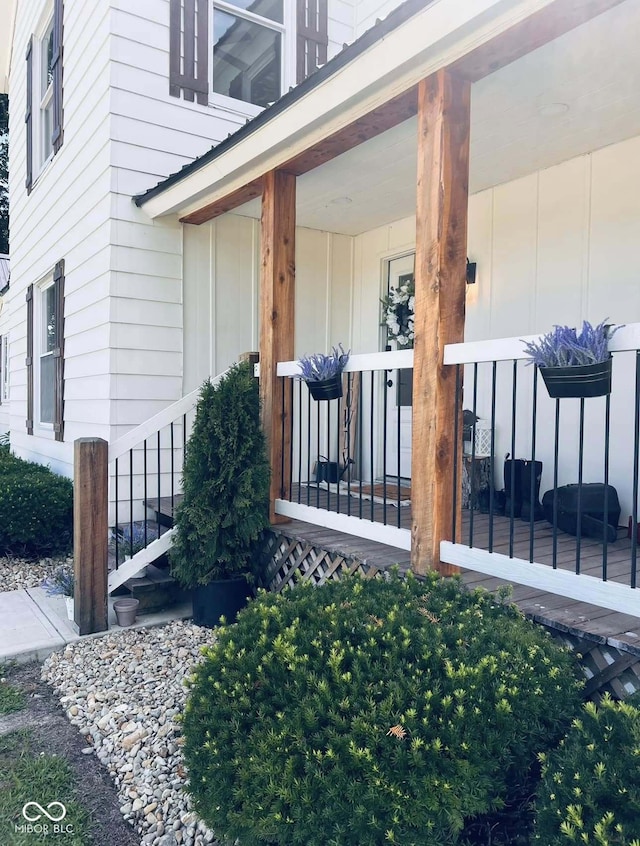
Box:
442;322;640;617
275;349;413;551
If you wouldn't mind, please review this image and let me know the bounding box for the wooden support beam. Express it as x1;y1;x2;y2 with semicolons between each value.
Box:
259;170;296;524
411;69;470;577
180;178;263;224
73;438;109;635
450;0;625;82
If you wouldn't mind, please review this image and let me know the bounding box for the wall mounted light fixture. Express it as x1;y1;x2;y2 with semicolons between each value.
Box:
466;258;477;285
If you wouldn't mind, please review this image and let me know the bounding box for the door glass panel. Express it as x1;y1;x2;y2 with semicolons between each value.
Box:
212;10;281;107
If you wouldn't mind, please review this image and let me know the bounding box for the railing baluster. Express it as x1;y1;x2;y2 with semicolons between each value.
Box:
326;396;332;514
280;376;286;501
370;371;375;523
382;372;388;526
157;430;161;540
170;422;175;529
143;439;148;548
603;393;611;581
632;351;640;589
129;448;134;559
316;398;321;510
396;367;401;526
347;373;352;517
509;360;517;558
552;400;560;570
115;457;119;569
576;398;585;575
452;364;460;543
288;377;294;503
306;386;311;507
469;363;478;548
529;366;538;563
336;390;341;514
489;361;497;553
297;378;303;504
358;373;364;520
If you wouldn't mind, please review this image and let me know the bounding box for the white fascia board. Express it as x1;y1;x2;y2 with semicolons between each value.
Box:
0;0;17;94
141;0;553;219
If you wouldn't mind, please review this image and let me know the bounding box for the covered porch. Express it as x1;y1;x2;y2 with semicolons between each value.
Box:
128;0;640;620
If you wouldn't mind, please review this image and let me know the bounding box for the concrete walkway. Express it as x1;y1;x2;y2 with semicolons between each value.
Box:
0;587;192;664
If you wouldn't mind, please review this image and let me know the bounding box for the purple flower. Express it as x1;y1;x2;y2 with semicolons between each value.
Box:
522;320;622;368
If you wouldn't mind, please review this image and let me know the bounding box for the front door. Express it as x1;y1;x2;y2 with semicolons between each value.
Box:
384;254;414;479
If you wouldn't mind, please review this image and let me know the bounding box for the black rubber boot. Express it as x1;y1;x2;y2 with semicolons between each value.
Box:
520;460;545;522
504;456;523;518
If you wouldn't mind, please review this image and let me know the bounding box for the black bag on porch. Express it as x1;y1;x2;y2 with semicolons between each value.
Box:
541;483;620;544
314;456;346;484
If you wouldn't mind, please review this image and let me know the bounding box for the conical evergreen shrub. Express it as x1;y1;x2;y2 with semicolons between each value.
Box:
170;360;270;588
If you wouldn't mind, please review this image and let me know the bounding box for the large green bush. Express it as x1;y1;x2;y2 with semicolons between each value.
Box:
183;573;582;846
535;695;640;845
0;452;73;557
170;360;270;587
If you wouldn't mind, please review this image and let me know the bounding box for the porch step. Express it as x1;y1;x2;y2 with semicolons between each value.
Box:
144;496;183;528
117;564;188;614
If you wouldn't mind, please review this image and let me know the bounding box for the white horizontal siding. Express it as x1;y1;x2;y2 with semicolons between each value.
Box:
353;0;403;38
8;0;113;472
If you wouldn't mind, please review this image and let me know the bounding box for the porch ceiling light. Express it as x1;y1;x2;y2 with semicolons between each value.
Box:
330;196;353;205
537;102;570;117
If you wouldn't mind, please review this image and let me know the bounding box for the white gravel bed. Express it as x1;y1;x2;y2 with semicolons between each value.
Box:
42;620;221;846
0;554;70;592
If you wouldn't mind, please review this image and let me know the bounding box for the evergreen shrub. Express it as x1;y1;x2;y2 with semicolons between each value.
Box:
183;573;582;846
0;454;73;557
535;695;640;845
170;360;270;588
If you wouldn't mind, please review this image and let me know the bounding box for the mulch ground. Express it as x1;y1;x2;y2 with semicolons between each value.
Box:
0;662;139;846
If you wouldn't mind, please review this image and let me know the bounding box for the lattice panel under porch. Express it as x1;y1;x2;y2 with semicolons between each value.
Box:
543;630;640;701
262;529;382;593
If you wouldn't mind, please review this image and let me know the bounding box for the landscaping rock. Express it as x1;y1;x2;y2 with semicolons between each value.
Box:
42;620;222;846
0;554;70;593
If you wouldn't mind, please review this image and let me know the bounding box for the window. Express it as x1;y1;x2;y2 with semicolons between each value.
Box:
169;0;326;111
25;0;63;193
39;279;56;425
0;334;8;404
39;19;55;167
211;0;288;111
26;260;64;439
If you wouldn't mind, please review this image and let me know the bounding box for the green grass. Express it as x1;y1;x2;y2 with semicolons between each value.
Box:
0;682;26;715
0;730;91;845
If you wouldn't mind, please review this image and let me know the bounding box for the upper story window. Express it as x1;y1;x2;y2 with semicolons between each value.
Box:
25;0;64;194
169;0;326;115
211;0;288;112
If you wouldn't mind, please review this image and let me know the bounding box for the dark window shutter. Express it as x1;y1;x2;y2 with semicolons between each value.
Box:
297;0;328;84
169;0;209;105
51;0;64;153
53;260;65;441
25;39;33;194
26;284;34;433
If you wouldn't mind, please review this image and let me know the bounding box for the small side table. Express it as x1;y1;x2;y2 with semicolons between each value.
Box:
462;455;492;510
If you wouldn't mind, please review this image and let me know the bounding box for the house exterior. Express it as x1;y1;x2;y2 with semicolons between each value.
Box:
3;0;640;629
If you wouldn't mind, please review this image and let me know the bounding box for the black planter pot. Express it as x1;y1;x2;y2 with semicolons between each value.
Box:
306;374;343;401
192;577;252;628
539;357;612;399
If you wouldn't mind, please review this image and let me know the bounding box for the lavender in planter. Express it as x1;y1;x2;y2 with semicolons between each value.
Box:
297;345;350;400
42;564;74;598
522;320;621;399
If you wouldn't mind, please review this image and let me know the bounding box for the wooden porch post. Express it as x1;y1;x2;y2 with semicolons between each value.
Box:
411;69;470;576
259;170;296;523
73;437;109;634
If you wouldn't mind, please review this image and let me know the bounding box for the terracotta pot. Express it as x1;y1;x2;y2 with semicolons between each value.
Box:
114;597;140;627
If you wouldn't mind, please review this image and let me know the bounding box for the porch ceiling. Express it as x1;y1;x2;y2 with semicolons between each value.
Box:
231;0;640;236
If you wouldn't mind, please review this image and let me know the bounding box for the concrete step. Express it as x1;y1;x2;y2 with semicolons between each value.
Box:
120;564;187;614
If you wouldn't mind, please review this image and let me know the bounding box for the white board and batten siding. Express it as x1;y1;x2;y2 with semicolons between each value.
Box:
7;0;112;476
183;216;355;390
